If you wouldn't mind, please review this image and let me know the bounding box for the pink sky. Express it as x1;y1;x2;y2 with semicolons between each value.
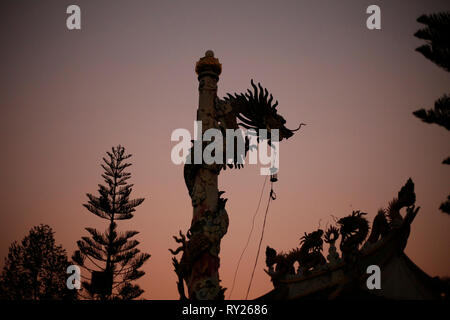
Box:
1;0;449;299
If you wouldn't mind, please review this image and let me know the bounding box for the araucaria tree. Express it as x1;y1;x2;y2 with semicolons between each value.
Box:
413;12;450;214
73;145;150;299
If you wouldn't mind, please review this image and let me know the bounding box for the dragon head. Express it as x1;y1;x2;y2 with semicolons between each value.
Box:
337;210;369;238
225;79;304;143
300;229;324;252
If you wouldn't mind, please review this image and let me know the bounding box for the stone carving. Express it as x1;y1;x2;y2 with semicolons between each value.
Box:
265;178;419;288
171;51;302;300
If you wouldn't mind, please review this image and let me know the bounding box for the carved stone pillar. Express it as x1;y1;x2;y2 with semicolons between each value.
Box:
185;50;228;299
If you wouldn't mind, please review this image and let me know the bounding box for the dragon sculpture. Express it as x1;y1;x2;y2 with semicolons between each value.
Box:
265;178;419;287
337;210;370;262
183;80;303;197
171;72;303;299
266;228;327;285
324;226;340;264
295;229;327;273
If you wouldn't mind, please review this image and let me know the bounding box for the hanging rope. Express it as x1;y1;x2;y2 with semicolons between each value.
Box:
245;176;277;300
228;175;268;299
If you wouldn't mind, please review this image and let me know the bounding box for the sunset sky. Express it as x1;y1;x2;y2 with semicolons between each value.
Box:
1;0;449;299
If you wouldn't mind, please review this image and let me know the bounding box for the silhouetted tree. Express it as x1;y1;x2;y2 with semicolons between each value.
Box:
415;12;450;72
0;224;76;300
413;12;450;215
73;145;150;299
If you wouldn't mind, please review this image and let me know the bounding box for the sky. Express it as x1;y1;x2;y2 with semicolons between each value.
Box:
0;0;449;299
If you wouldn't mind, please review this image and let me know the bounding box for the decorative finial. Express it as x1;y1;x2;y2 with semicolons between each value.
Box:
195;50;222;77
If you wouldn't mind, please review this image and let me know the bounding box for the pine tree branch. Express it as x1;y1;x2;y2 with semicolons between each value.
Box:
413;94;450;130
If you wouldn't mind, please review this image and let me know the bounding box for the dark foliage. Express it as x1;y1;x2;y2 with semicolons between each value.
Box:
415;12;450;72
439;195;450;215
413;12;450;215
413;94;450;131
0;224;76;300
73;145;150;299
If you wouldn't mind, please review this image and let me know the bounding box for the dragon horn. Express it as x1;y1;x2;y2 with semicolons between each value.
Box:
250;79;257;97
268;93;273;106
258;83;264;102
272;100;278;109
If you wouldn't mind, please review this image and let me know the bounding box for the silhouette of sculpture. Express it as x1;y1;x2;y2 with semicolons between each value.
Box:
266;228;327;286
262;179;446;300
170;50;302;300
337;210;369;263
